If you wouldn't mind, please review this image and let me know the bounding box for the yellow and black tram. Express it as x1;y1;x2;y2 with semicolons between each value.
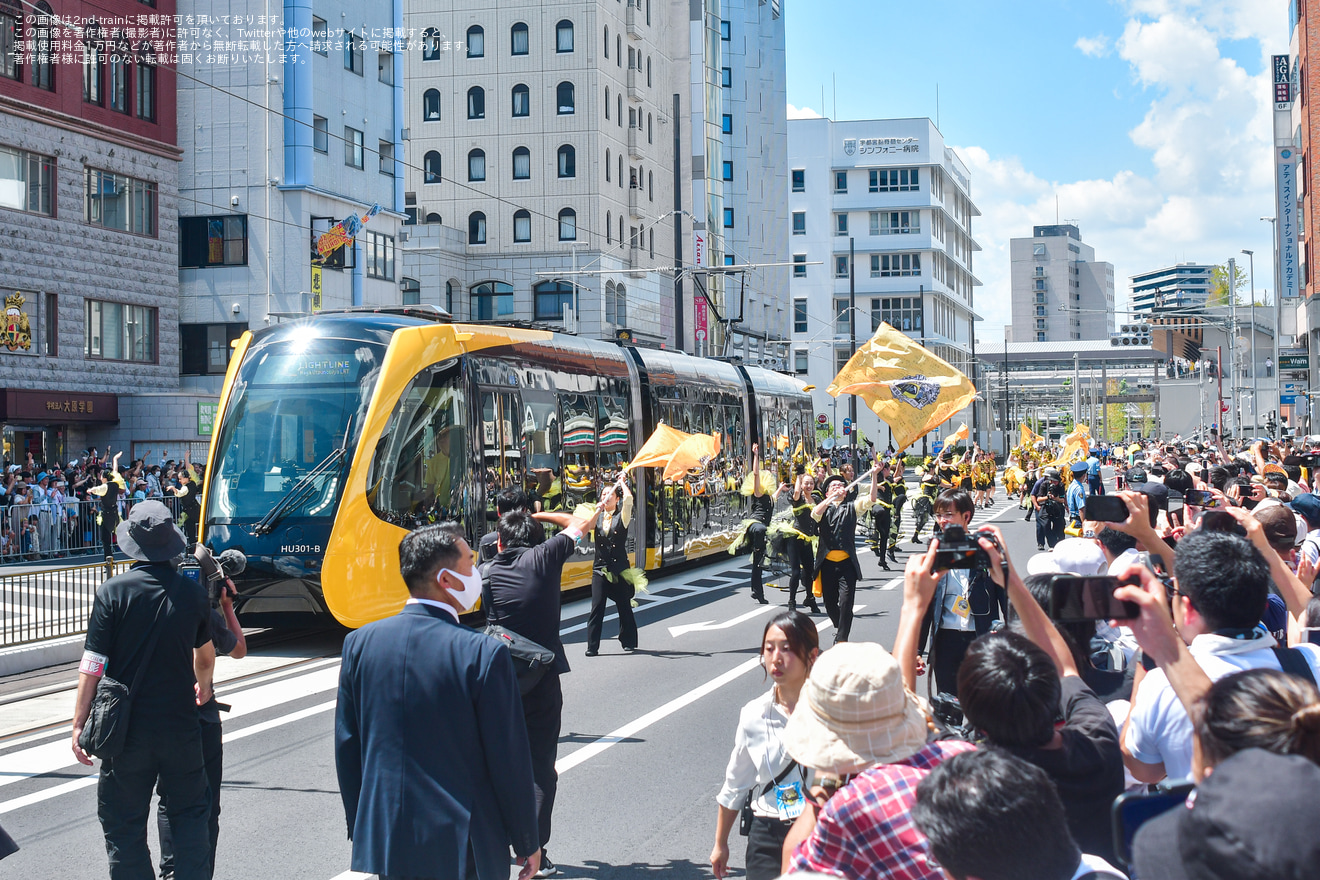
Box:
199;307;815;629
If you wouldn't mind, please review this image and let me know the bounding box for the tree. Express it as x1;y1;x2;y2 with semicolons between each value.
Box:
1207;262;1249;307
1104;378;1129;443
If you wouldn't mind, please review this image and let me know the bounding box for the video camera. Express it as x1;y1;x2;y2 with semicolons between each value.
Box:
931;524;995;572
191;545;247;604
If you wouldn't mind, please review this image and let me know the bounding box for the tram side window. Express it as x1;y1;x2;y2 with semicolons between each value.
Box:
523;391;560;508
365;360;469;529
559;393;597;510
597;395;630;479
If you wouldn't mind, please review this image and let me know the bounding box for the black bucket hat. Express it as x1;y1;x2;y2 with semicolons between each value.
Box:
115;500;187;562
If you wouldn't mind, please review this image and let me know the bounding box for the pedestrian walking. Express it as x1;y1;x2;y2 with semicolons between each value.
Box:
810;465;880;644
710;611;819;880
585;476;639;656
482;507;593;877
70;500;216;880
336;524;540;880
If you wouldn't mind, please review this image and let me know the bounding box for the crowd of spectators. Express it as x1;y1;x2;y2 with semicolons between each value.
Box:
0;445;203;562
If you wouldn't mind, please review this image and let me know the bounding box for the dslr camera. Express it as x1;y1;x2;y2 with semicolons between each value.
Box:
932;523;995;572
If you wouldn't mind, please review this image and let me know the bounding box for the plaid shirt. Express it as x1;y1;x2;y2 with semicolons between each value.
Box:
788;740;976;880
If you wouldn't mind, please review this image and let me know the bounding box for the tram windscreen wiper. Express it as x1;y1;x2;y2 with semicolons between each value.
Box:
251;447;347;536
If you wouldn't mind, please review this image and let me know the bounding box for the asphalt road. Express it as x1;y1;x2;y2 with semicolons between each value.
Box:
0;491;1046;879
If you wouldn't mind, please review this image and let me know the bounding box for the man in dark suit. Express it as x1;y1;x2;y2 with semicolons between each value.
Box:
335;524;541;880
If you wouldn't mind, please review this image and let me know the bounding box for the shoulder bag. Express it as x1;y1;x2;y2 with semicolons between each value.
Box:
480;561;557;695
77;598;169;759
739;760;800;835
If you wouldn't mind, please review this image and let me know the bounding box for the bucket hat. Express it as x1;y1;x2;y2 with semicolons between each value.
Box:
782;642;929;775
115;500;187;562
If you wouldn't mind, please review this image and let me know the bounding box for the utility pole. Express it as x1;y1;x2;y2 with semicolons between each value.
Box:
849;237;858;468
1228;256;1239;438
1243;249;1257;434
1002;330;1009;458
1073;353;1080;433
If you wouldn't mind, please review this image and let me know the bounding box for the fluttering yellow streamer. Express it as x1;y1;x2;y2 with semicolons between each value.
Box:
661;433;722;481
1052;425;1091;467
622;423;691;472
828;323;977;452
942;423;969;447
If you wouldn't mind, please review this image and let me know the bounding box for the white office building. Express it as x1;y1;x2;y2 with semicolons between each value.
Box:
787;117;981;450
1009;225;1115;343
1130;263;1214;316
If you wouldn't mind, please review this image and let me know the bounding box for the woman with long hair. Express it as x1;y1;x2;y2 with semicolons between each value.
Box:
711;611;820;880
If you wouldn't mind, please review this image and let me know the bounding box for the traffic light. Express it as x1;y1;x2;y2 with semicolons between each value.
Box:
1110;323;1153;346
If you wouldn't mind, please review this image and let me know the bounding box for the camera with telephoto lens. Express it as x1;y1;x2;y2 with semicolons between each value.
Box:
931;524;995;572
192;545;247;605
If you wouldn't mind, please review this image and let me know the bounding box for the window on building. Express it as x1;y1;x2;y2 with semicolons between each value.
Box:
471;281;513;319
511;83;530;117
556;19;574;52
870;296;922;333
466;25;484;58
604;281;616;323
85;300;157;362
835;255;849;278
401;278;421;305
616;283;627;324
312;17;328;54
793;254;806;278
424;150;441;183
872;253;921;277
791;169;804;192
835;347;851;375
511;22;529;55
423;89;441;121
722;160;733;182
724;207;734;228
135;58;156;121
422;27;441;60
605;86;611;119
377;50;393;84
0;145;54;216
558;145;576;178
467;86;485;119
2;12;20;81
85;168;155;235
83;25;104;104
468;212;487;244
179;323;245;375
872;210;919;235
720;19;731;40
604;26;610;58
445;280;454;314
379;140;394;175
794;349;808;374
722;114;732;134
344;31;363;74
468;149;486;181
558;208;576;241
793;298;808;333
835;213;848;236
792;212;805;235
721;66;731;87
28;2;51;89
834;298;850;335
1035;279;1045;290
869;167;919;192
344;127;363;168
313;115;328;151
534;280;575;320
834;171;847;193
557;81;575;114
365;231;394;280
179;215;248;268
647;113;653;143
107;34;130;113
512;147;531;180
647;58;652;88
513;209;531;242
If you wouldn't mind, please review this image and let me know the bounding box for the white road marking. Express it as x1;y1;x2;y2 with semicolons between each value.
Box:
667;604;776;637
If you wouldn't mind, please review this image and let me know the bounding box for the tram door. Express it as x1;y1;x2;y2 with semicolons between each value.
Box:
478;388;525;542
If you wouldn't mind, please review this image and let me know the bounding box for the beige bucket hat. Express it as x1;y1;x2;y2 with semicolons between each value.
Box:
783;642;930;776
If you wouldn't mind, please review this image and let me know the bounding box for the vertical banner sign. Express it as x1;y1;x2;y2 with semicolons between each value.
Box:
1277;147;1299;300
692;230;708;352
1274;54;1293;108
197;401;218;437
311;263;323;313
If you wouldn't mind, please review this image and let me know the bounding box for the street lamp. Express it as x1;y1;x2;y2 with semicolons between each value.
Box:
1243;249;1256;433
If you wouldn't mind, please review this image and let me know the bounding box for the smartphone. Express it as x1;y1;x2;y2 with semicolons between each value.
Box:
1111;784;1194;869
1084;495;1129;523
1048;575;1140;623
1182;488;1221;508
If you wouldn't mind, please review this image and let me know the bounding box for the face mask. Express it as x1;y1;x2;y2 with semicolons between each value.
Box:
439;566;482;613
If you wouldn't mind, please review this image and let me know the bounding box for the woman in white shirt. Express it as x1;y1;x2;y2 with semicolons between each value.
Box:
710;610;819;880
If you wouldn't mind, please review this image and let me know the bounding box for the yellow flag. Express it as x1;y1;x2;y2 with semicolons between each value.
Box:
1019;422;1043;448
1052;425;1091;467
943;423;969;447
662;433;722;481
622;423;691;472
828;323;977;452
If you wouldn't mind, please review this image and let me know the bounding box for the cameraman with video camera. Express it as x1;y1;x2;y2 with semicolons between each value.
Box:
916;488;1007;697
157;546;248;879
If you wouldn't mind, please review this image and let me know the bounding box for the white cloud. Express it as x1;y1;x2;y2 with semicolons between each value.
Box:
1075;34;1112;57
965;0;1279;343
786;103;823;120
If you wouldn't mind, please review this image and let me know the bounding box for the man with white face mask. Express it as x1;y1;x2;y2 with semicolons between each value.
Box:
334;524;541;880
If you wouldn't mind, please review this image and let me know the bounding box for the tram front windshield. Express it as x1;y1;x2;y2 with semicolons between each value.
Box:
206;335;385;523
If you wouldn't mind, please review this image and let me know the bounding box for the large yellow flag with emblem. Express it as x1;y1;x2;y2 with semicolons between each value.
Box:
1020;422;1043;448
1053;425;1091;467
623;423;691;472
828;323;977;452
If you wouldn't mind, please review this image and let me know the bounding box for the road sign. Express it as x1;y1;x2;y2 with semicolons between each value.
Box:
843;425;851;435
817;414;827;425
1282;395;1297;405
1283;382;1303;394
843;417;852;428
311;264;323;313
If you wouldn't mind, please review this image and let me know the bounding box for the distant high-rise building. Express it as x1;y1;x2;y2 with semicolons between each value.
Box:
1009;225;1114;343
1130;263;1214;316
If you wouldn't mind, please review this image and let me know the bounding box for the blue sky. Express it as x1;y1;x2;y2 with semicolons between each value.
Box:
785;0;1290;339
